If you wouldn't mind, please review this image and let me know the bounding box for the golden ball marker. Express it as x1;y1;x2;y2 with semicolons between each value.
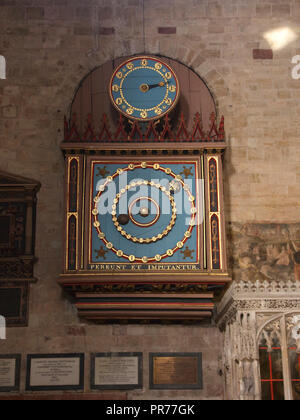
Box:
140;207;149;217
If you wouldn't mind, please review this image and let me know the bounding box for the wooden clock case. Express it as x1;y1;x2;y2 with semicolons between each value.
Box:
58;56;231;322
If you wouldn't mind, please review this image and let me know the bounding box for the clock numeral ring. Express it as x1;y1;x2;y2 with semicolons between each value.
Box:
110;56;179;121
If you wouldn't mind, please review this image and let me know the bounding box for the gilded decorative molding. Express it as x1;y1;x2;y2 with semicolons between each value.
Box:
217;279;300;324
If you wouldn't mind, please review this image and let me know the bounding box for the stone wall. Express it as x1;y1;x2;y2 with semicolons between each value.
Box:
0;0;300;399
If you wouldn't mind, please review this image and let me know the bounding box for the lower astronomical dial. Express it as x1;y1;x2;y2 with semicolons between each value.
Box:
91;161;198;264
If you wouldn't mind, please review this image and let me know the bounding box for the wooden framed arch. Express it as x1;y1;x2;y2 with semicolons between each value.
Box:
68;55;217;138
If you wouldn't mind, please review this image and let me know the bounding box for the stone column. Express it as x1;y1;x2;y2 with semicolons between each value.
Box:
219;306;260;400
217;279;300;400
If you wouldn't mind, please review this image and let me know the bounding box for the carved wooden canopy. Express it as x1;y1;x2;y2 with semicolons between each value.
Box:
0;171;40;326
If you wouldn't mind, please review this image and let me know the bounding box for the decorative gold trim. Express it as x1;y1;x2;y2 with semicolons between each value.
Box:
207;156;222;271
128;196;160;227
66;213;78;271
61;270;230;283
60;271;230;277
201;155;206;269
66;157;80;271
81;155;86;269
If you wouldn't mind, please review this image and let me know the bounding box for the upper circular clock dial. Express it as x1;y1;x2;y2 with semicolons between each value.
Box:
109;56;180;121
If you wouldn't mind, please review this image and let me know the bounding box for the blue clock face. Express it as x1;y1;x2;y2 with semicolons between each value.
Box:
109;56;179;121
90;160;200;268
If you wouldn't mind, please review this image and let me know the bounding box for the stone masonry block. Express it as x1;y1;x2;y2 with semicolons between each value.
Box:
26;7;44;19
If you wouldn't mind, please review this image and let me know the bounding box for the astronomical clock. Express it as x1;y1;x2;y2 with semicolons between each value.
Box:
59;56;231;322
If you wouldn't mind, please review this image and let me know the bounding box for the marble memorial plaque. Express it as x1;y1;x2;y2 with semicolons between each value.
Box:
0;355;21;392
26;354;84;391
150;353;202;389
91;353;143;390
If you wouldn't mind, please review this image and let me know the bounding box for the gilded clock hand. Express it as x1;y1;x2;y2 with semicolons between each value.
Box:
139;81;167;93
148;81;167;90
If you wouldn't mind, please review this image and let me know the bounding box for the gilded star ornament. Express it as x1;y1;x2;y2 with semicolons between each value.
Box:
180;246;195;260
180;166;194;178
95;246;108;260
97;166;110;178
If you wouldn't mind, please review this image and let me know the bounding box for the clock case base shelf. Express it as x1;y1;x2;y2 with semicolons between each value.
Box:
59;278;222;322
59;272;230;321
